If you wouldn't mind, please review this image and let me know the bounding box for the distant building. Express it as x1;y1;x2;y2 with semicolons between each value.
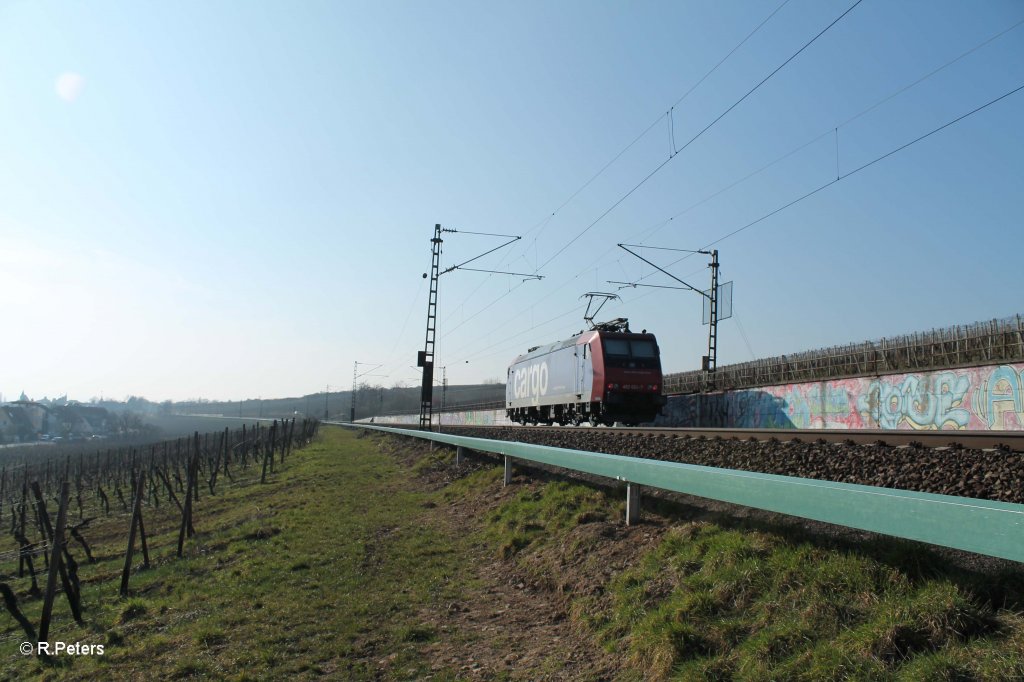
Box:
0;402;117;442
11;401;49;434
0;405;36;442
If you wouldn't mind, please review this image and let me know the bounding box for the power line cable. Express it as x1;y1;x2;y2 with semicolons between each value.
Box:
505;0;792;269
454;303;588;364
437;8;1021;378
462;80;1024;367
735;316;758;360
698;82;1024;252
437;0;796;345
622;13;1024;274
450;261;706;365
381;277;427;375
534;0;863;274
675;0;864;158
668;0;793;112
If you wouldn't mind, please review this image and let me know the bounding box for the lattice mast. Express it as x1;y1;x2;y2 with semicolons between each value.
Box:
704;249;719;391
350;363;357;422
418;224;444;430
417;224;539;430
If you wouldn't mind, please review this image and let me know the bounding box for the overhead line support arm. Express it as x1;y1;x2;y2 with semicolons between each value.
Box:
617;244;709;299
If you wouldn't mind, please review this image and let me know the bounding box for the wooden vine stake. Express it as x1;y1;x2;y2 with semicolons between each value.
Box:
0;582;36;642
38;481;71;644
120;470;150;597
30;482;80;616
177;447;198;557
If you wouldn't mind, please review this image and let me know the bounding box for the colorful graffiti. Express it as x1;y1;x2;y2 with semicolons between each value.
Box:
974;365;1024;429
855;373;970;430
657;363;1024;430
370;363;1024;431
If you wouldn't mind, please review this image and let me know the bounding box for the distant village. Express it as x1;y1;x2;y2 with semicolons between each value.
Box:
0;393;144;444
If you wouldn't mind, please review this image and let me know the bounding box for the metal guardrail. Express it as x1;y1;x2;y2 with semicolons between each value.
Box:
345;423;1024;563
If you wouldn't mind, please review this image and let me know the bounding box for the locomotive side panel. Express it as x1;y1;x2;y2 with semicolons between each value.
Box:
506;342;581;410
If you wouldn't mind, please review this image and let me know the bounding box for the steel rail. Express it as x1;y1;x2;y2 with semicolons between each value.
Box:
434;424;1024;452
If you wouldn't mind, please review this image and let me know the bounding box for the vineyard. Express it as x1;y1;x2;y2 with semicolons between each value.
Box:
0;418;319;656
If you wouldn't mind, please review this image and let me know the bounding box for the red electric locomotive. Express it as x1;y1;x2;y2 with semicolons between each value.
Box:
506;319;666;426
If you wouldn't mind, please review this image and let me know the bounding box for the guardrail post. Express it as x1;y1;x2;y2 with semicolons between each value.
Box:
626;483;641;526
503;456;513;487
456;446;465;465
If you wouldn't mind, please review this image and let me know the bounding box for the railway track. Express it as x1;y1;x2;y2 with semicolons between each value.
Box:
392;424;1024;504
438;424;1024;452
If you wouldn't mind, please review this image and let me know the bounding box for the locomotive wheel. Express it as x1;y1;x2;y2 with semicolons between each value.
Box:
589;413;601;427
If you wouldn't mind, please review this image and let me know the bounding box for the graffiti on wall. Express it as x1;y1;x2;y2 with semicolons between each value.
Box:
658;363;1024;431
855;373;971;430
371;363;1024;432
974;365;1024;429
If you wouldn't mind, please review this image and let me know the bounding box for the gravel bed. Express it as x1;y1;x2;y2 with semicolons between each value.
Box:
447;427;1024;505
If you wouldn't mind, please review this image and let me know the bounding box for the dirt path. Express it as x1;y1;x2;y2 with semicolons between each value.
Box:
390;440;666;681
418;481;622;680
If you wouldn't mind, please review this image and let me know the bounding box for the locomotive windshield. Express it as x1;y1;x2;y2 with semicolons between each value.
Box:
602;337;660;368
603;338;658;358
630;340;657;358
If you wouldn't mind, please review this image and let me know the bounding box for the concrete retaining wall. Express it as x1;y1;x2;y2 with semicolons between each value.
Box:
368;362;1024;431
656;363;1024;430
369;409;511;427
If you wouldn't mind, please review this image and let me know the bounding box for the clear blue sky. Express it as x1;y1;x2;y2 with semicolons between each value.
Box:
1;0;1022;403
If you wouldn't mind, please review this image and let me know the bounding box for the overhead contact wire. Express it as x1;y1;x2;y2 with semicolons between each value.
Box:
675;0;863;157
435;0;797;355
535;0;864;275
515;0;793;267
626;14;1024;275
703;82;1024;250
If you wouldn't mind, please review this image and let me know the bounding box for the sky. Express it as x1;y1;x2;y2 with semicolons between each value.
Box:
1;0;1022;404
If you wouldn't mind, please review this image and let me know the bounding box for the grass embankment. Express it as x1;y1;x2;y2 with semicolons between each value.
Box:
1;427;465;680
5;427;1024;680
484;471;1024;680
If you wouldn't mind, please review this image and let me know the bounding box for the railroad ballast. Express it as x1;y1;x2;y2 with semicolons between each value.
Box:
506;318;666;426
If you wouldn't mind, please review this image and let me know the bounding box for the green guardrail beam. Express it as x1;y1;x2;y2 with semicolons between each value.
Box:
344;423;1024;563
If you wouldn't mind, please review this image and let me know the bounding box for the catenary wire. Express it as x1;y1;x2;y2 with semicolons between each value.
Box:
502;0;793;271
692;82;1024;256
618;13;1024;274
435;0;798;352
436;9;1022;380
532;0;864;275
